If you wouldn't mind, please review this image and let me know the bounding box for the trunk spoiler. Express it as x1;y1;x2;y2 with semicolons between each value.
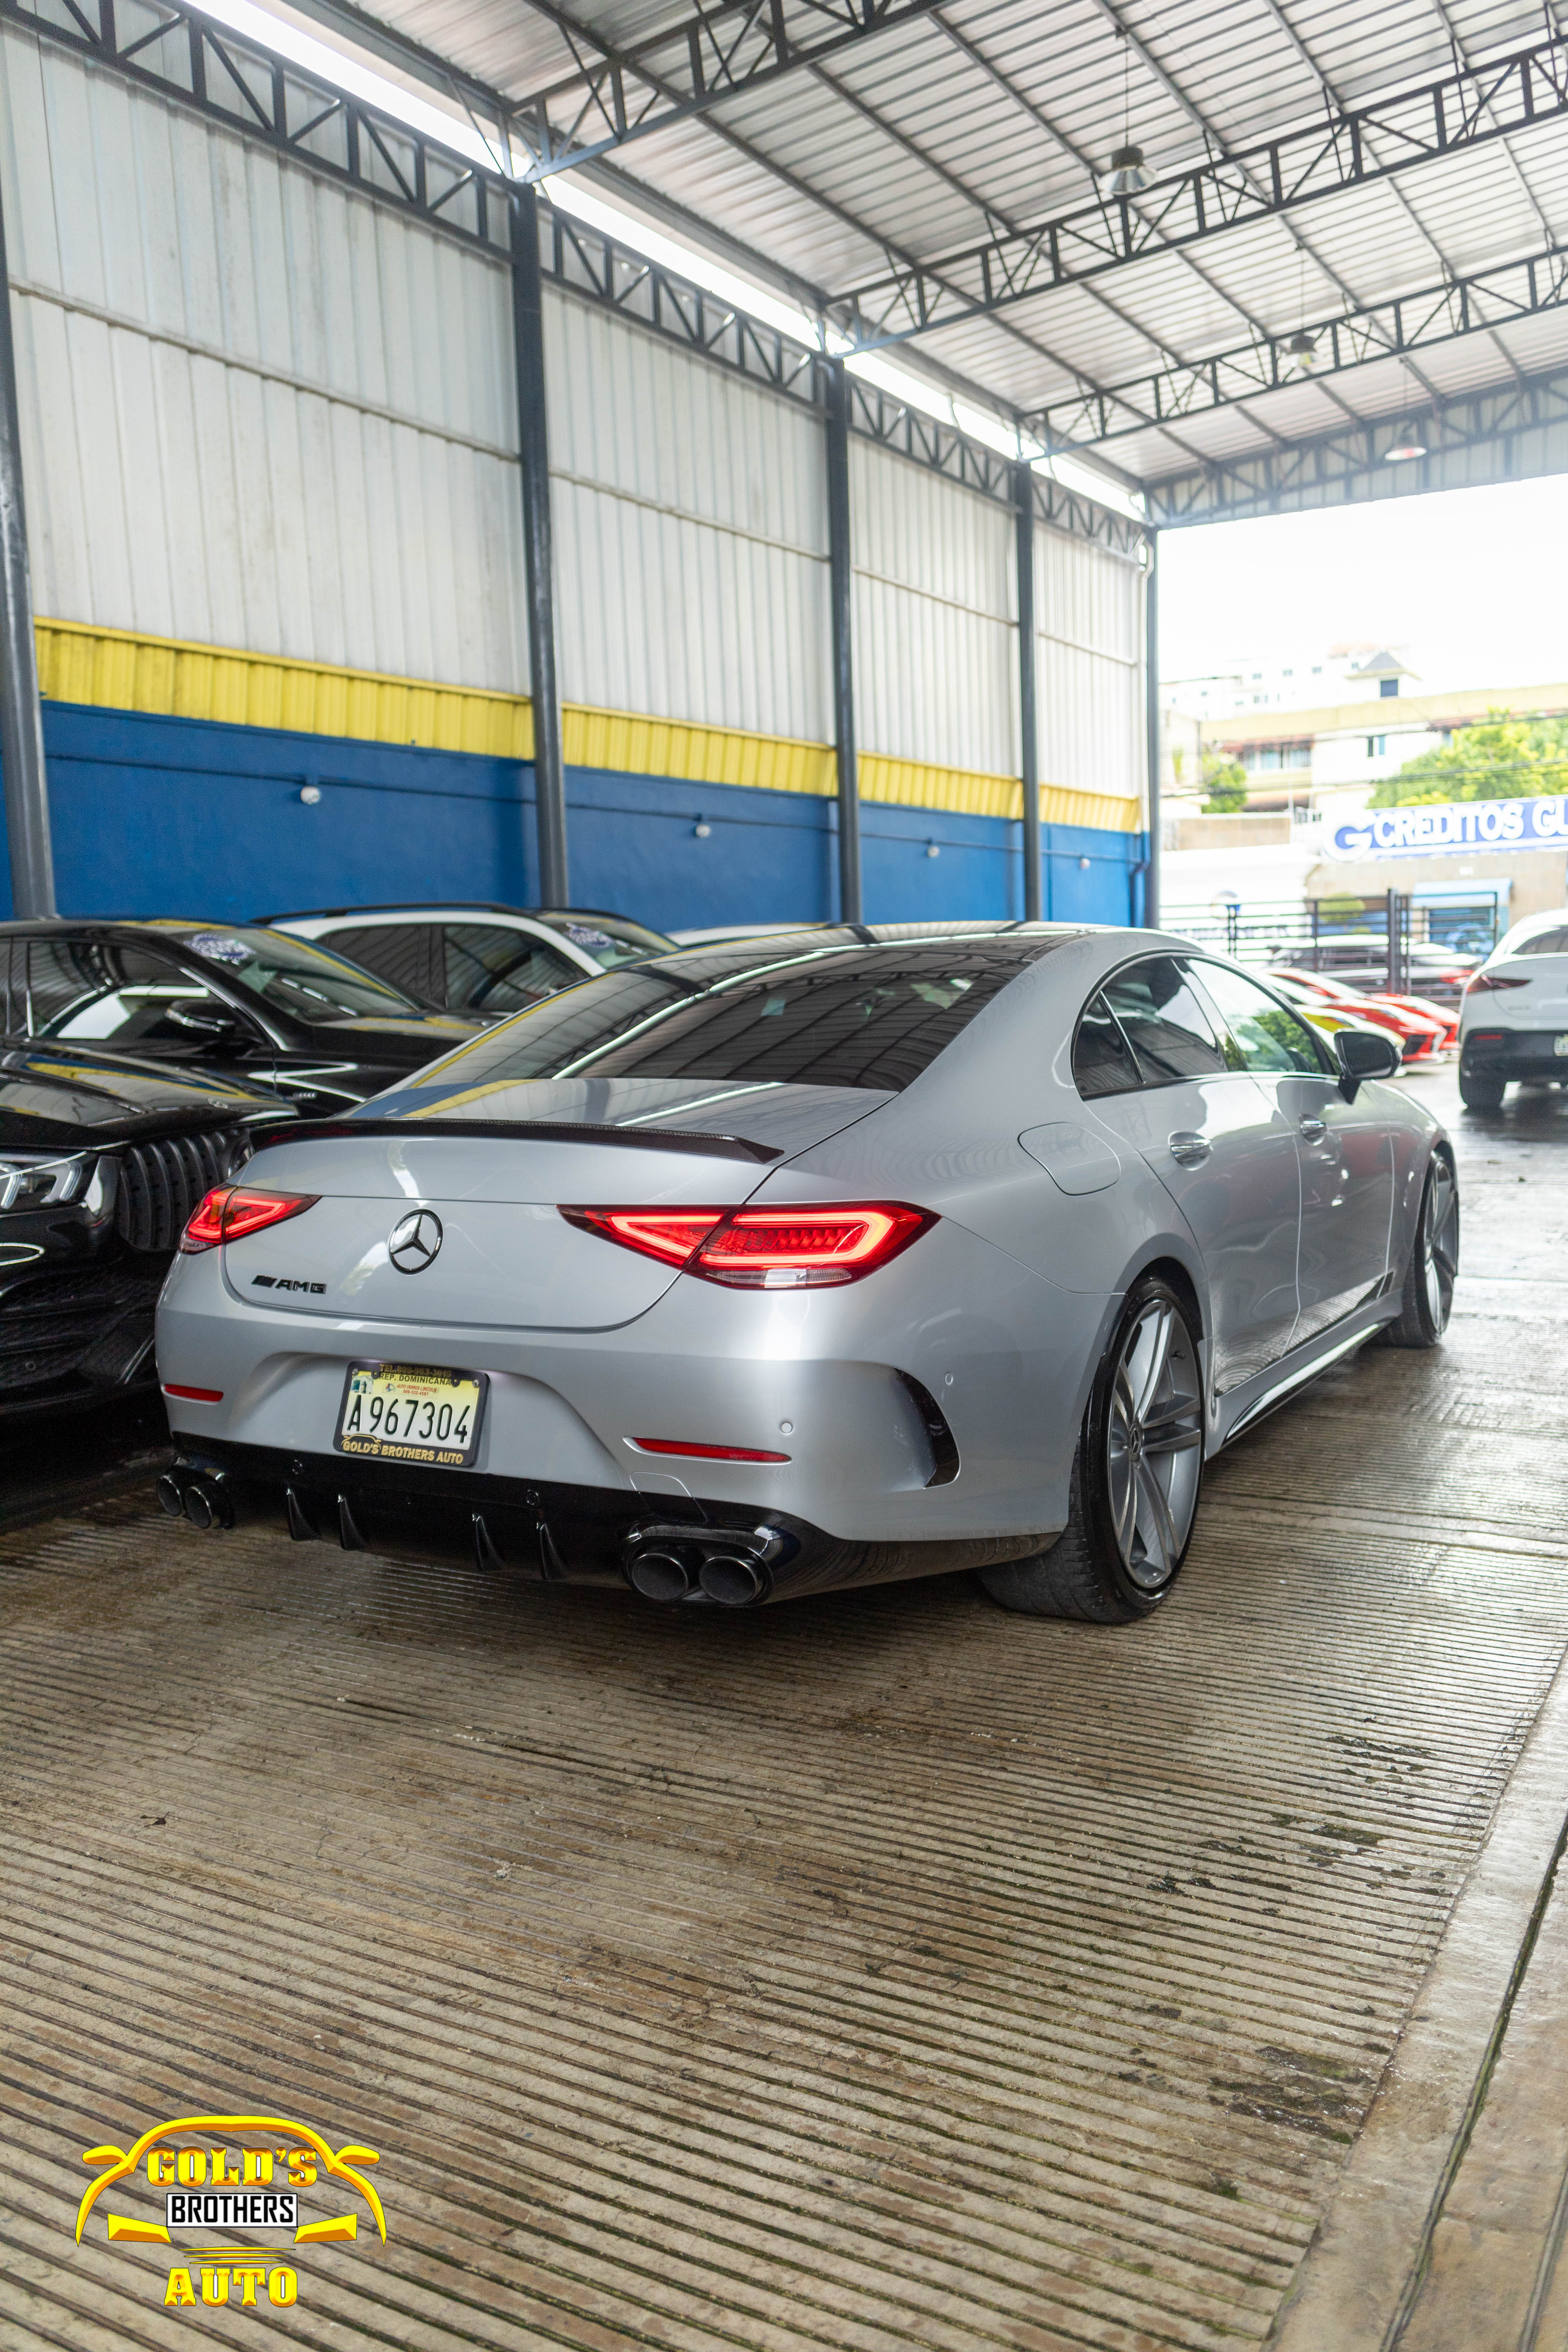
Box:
251;1117;784;1165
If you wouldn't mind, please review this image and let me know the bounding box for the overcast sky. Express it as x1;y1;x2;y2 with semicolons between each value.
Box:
1156;472;1568;697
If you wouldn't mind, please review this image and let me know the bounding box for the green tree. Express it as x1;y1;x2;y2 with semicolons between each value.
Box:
1202;753;1248;813
1370;712;1568;807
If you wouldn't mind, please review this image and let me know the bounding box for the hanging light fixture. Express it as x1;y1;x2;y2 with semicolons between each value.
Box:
1284;330;1318;374
1384;438;1428;461
1101;33;1153;194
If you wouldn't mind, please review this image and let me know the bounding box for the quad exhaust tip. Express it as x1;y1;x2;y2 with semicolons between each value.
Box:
698;1552;765;1605
157;1470;234;1531
623;1524;782;1606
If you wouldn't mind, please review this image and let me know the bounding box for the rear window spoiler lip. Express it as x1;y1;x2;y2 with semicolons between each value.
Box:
250;1116;784;1164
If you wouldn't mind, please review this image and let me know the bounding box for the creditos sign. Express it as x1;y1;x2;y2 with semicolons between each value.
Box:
1327;793;1568;860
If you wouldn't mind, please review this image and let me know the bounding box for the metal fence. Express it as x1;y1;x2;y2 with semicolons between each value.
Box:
1159;891;1502;994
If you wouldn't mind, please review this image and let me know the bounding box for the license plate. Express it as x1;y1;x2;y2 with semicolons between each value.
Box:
1555;1035;1568;1057
335;1361;486;1466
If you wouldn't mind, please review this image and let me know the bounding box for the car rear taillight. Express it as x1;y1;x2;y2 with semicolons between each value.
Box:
561;1208;725;1266
179;1185;319;1254
1465;972;1529;993
562;1201;935;1288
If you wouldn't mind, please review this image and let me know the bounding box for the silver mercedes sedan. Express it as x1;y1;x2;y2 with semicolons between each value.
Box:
155;922;1457;1622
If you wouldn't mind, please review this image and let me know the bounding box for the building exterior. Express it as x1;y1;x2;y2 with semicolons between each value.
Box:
1157;675;1568;933
0;18;1149;932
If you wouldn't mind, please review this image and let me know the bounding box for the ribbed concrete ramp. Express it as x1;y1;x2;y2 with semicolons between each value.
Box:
2;1096;1566;2349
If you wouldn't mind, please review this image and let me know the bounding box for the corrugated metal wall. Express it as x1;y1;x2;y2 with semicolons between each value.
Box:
2;18;1147;814
1;21;527;694
1036;526;1144;802
850;439;1018;782
545;292;829;741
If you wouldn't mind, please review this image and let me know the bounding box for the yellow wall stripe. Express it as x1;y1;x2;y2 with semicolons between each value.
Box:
34;617;1141;835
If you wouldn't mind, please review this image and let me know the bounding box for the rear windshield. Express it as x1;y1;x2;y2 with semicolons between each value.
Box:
1512;926;1568;957
406;941;1055;1093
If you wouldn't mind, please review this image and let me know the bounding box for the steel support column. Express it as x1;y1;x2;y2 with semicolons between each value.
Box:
0;182;55;918
1143;532;1161;931
825;359;861;925
510;182;568;908
1013;462;1041;923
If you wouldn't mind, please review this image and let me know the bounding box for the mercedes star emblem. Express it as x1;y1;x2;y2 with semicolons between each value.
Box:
388;1209;443;1273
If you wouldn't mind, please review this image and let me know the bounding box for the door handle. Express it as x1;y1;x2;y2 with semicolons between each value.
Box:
1168;1131;1211;1167
1298;1115;1327;1142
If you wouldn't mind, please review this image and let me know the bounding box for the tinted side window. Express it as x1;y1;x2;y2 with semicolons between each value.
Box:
1194;962;1326;1074
321;925;435;1003
443;926;583;1016
28;938;234;1046
1102;957;1230;1084
1073;990;1144;1098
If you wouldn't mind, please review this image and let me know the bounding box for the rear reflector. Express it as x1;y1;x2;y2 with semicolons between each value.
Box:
563;1201;934;1287
631;1438;791;1462
179;1185;320;1254
162;1383;224;1403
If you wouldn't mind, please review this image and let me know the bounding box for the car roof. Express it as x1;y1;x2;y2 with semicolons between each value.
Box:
0;917;232;935
1496;908;1568;949
255;901;658;925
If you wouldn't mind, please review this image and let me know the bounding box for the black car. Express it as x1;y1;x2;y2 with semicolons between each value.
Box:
0;1038;289;1413
0;921;480;1112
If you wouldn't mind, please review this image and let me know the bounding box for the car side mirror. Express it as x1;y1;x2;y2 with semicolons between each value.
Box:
1334;1026;1401;1096
169;1001;244;1038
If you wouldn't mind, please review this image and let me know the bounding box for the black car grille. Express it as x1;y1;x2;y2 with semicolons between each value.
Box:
116;1127;246;1254
0;1262;164;1396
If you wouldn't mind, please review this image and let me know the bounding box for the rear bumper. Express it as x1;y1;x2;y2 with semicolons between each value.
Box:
161;1438;1057;1606
1461;1029;1568;1081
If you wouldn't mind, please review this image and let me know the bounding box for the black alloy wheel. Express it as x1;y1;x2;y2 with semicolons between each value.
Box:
1380;1154;1459;1349
979;1273;1206;1623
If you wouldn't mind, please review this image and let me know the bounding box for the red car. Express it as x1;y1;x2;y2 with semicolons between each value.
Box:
1271;969;1452;1061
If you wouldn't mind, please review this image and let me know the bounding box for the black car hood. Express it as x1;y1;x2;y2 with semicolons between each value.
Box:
301;1015;479;1055
0;1040;293;1149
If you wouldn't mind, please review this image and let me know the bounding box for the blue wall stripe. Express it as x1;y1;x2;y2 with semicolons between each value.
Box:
26;700;1148;931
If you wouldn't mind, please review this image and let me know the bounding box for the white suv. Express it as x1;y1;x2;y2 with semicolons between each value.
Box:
1457;909;1568;1111
263;904;674;1020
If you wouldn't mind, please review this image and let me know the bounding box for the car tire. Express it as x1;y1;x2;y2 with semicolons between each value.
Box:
1458;1069;1505;1113
1378;1152;1458;1350
978;1274;1206;1623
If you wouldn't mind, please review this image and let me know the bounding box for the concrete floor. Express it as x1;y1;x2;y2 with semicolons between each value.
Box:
3;1064;1568;2350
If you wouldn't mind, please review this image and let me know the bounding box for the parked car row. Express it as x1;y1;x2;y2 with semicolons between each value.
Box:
1270;967;1459;1062
0;905;677;1423
151;920;1455;1620
0;889;1495;1458
1273;937;1480;1006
